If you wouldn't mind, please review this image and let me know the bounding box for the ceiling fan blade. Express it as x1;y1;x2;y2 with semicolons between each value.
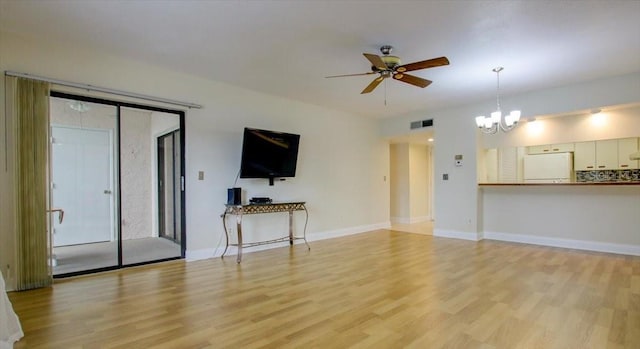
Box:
361;76;384;94
393;73;432;88
395;56;450;73
325;72;376;78
363;53;388;71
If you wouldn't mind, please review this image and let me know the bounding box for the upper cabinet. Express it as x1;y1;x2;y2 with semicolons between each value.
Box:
618;138;639;169
595;139;618;170
527;143;575;154
574;142;596;170
574;138;639;171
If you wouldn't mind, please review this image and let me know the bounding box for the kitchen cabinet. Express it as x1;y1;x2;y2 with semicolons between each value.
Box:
618;137;639;169
574;139;635;171
527;143;574;154
595;139;618;170
574;141;596;170
527;145;550;154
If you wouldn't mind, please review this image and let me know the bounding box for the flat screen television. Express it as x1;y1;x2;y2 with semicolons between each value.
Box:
239;128;300;185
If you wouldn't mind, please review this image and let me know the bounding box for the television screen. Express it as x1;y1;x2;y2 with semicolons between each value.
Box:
239;128;300;180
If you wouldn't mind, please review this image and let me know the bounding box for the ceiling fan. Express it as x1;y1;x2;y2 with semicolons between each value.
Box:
326;45;450;94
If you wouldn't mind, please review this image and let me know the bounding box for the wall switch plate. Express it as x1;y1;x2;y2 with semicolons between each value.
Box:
454;154;463;167
443;173;449;180
453;154;462;167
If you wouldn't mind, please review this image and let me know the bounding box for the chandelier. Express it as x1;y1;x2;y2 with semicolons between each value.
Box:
475;67;521;134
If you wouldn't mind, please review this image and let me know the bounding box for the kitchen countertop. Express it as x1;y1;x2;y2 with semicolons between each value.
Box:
479;182;640;186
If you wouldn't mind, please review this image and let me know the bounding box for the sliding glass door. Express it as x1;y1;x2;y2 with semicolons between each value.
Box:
120;107;183;266
50;94;185;277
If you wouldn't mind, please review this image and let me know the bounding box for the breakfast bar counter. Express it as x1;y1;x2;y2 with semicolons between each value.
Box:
477;183;640;255
479;182;640;186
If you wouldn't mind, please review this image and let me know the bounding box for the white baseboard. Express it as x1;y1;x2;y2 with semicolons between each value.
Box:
307;221;391;241
185;248;216;261
390;217;406;224
433;229;480;241
185;221;392;262
390;216;431;224
483;231;640;256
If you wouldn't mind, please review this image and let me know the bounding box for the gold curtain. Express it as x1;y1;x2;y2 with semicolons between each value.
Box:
9;76;52;290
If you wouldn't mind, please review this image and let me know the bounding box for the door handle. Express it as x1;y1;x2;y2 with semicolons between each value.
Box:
104;190;112;194
48;208;64;224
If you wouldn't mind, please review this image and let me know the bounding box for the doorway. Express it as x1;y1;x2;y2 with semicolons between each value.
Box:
49;93;186;277
388;131;435;235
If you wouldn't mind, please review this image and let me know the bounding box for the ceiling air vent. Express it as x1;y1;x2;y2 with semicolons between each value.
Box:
410;119;433;130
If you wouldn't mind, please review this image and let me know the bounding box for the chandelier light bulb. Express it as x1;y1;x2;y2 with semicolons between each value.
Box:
505;114;514;127
491;111;501;123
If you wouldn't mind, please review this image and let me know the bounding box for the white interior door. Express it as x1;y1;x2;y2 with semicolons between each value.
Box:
52;126;113;246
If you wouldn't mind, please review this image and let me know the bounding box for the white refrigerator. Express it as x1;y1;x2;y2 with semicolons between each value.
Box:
523;152;574;183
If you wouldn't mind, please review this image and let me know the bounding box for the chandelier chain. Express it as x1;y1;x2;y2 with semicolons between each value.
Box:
496;69;501;112
493;66;503;112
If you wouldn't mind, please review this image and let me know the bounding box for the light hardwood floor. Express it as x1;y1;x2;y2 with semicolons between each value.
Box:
8;230;640;348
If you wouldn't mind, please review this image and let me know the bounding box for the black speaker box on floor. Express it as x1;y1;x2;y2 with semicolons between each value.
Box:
227;187;242;205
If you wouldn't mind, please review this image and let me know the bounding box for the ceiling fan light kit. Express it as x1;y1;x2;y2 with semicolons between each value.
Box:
475;67;521;134
325;45;449;94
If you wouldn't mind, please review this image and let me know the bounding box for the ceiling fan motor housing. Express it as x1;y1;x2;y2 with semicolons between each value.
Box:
371;56;401;72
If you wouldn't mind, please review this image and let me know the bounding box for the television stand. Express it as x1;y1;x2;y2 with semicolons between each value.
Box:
221;202;309;263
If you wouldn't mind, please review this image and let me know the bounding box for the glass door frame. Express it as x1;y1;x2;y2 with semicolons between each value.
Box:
157;129;182;244
50;91;186;277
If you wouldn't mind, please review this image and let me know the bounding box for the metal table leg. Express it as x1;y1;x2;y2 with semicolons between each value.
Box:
289;210;294;245
221;212;230;259
303;205;310;250
236;213;243;263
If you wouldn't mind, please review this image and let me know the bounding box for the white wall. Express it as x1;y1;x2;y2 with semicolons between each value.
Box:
0;31;390;290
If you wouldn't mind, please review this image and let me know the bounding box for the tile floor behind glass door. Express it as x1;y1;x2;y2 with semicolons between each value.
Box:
53;237;181;275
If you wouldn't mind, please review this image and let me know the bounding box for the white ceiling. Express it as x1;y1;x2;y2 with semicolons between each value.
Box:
1;1;639;119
